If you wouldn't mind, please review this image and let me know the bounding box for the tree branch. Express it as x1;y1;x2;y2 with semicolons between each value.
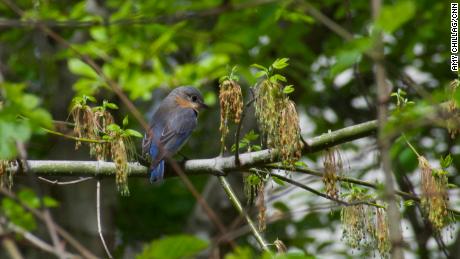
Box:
0;0;277;28
0;187;99;259
372;1;404;258
217;176;270;251
0;217;77;259
10;119;377;178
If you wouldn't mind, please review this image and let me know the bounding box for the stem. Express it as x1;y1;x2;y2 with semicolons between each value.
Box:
217;176;270;251
41;127;108;143
263;170;385;209
402;134;421;158
0;218;77;258
96;181;113;259
372;0;404;258
0;187;99;259
234;96;256;166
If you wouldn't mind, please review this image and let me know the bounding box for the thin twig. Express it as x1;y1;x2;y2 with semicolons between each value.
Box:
0;187;98;259
266;171;384;208
0;223;24;259
234;95;256;166
15;141;65;259
41;127;108;144
217;176;270;251
38;177;93;185
0;217;77;259
96;180;113;259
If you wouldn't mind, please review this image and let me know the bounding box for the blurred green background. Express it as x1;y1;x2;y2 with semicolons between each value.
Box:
0;0;458;258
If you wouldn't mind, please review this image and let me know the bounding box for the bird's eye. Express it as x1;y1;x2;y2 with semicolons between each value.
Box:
191;95;198;102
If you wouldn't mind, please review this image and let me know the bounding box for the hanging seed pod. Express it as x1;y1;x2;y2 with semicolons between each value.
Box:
111;136;130;196
0;160;13;189
277;99;303;166
447;80;460;138
375;208;390;257
254;80;279;143
92;109;114;161
257;181;266;232
419;156;450;230
70;104;99;152
323;148;343;199
274;239;287;253
219;79;243;148
340;196;374;249
254;80;302;166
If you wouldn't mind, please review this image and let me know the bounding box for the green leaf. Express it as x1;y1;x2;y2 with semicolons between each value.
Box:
18;189;40;209
440;154;453;168
272;176;285;186
106;124;121;132
0;120;32;159
103;101;119;110
1;198;36;231
43;196;59;208
270;74;287;83
283;85;295;94
251;64;268;72
448;183;458;189
294;161;307;168
68;59;98;79
102;135;112;140
271;58;289;70
330;37;372;77
125;129;143;138
224;247;254;259
136;234;208;259
244;130;259;141
330;50;361;77
254;70;267;78
84;95;96;103
376;1;416;33
403;200;415;207
90;26;108;42
123;116;129;127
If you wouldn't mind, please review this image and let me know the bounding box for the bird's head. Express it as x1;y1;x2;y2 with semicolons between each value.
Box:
171;86;209;112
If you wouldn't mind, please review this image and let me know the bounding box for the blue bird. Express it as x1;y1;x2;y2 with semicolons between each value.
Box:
142;86;208;182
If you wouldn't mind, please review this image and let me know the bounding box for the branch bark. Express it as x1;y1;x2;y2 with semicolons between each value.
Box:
10;120;377;178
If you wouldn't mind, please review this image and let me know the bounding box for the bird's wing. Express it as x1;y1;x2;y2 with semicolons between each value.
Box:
160;108;197;152
146;108;197;163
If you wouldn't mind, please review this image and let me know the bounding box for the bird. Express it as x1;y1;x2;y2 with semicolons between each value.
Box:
142;86;208;182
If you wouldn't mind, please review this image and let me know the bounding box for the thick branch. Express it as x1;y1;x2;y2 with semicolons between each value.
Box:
10;120;377;177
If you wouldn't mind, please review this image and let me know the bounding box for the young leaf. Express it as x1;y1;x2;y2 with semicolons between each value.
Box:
376;1;416;33
269;74;287;83
106;124;121;132
125;129;143;138
440;154;453;169
254;70;267;78
251;63;268;72
103;101;119;110
272;176;285;186
123;116;129;127
283;85;295;94
68;59;98;79
271;58;289;69
43;196;59;208
136;235;208;259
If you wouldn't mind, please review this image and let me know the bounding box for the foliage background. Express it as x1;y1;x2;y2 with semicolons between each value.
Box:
0;0;459;258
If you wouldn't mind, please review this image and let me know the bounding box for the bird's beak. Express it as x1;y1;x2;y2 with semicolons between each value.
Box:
199;101;209;109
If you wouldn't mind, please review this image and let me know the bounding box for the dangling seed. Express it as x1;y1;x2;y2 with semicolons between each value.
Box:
219;80;243;149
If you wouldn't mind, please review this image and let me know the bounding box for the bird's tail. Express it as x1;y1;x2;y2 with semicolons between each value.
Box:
150;160;165;183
